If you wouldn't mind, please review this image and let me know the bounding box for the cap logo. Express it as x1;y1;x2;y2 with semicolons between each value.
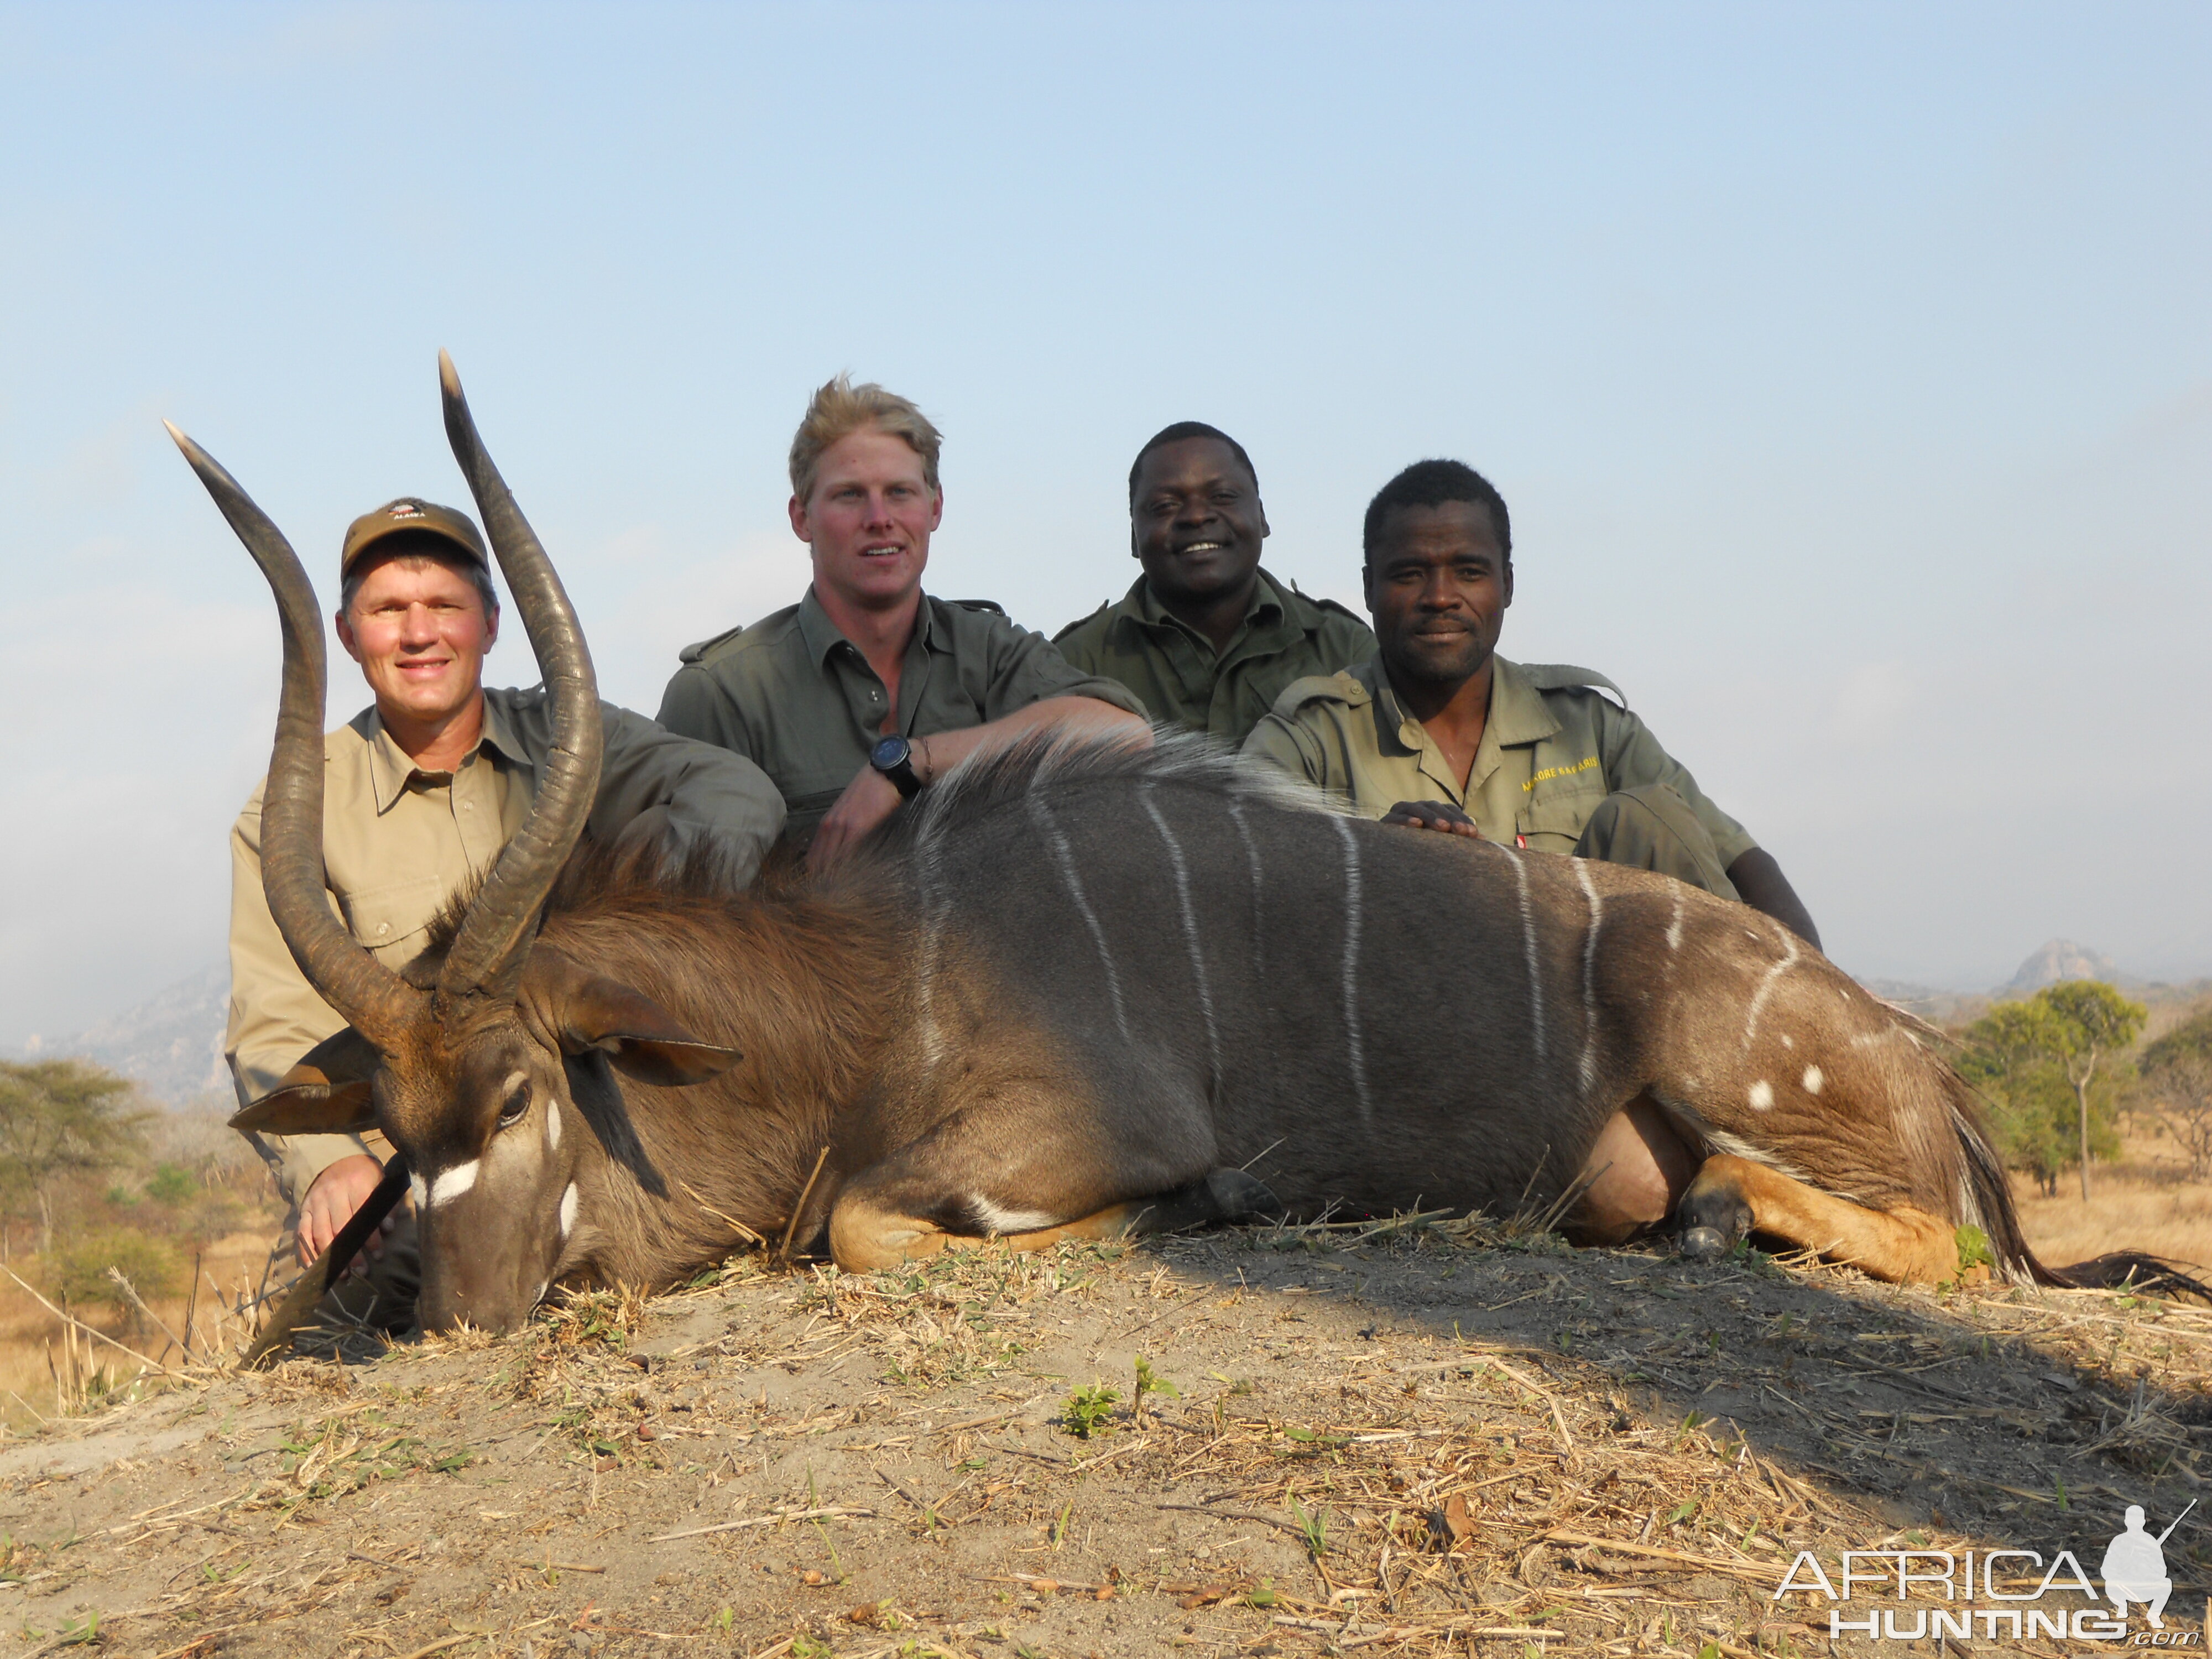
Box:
388;502;425;520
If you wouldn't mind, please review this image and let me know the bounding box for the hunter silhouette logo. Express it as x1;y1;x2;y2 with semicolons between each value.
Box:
1774;1499;2201;1644
2105;1502;2193;1627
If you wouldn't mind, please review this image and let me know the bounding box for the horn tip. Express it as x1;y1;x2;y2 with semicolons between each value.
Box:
439;349;461;398
161;418;190;450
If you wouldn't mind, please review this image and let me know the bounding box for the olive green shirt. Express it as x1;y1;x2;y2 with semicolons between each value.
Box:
227;686;786;1201
656;588;1145;845
1241;655;1757;864
1053;568;1375;745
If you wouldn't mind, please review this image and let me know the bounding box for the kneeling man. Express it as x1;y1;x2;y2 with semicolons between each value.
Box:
1243;459;1818;946
228;497;786;1328
659;377;1149;865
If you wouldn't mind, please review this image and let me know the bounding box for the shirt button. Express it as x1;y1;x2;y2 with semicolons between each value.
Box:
375;922;390;937
461;802;473;812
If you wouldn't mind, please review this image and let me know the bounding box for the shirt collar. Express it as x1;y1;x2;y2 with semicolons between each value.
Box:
797;586;942;670
357;694;513;815
1364;652;1559;755
1125;567;1287;640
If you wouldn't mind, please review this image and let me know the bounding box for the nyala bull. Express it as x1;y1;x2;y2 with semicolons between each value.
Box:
176;354;2140;1353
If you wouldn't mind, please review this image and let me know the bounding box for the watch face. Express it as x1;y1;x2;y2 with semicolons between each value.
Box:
872;735;910;770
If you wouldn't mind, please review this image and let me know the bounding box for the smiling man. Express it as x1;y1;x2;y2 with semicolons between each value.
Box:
1053;421;1374;745
1243;459;1819;946
227;497;785;1328
658;377;1149;864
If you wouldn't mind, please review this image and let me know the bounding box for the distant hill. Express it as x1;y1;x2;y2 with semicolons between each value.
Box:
17;964;229;1107
2001;938;2122;995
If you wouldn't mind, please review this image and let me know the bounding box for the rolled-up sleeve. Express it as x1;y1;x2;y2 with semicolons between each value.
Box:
225;786;376;1202
977;618;1148;723
1597;708;1757;868
587;709;787;883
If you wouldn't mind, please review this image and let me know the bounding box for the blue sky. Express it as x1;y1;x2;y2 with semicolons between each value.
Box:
2;2;2208;1045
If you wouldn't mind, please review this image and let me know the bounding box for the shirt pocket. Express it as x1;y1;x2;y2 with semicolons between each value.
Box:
1517;787;1607;857
339;875;450;966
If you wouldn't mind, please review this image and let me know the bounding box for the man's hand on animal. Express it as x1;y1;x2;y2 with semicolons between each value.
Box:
1381;799;1481;838
297;1152;394;1274
809;759;911;871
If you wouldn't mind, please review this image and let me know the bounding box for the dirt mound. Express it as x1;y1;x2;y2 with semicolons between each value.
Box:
3;1220;2207;1657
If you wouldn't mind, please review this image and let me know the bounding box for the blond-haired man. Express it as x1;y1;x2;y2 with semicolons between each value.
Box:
659;377;1150;864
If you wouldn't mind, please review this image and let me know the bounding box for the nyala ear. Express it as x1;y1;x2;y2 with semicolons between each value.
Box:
230;1027;382;1135
524;950;742;1088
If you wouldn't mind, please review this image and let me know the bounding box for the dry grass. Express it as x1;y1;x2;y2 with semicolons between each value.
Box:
2012;1125;2212;1272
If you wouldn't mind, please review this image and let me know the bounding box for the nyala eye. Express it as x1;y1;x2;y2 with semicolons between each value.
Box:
497;1081;531;1127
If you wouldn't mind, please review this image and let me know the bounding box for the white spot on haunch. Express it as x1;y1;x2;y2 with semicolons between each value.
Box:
429;1161;479;1206
1780;1033;1794;1049
559;1181;579;1238
1574;860;1603;1094
1665;887;1685;953
1144;785;1220;1077
1030;790;1131;1044
1749;1080;1775;1111
1332;816;1372;1121
408;1172;428;1209
1802;1065;1824;1095
972;1197;1057;1236
544;1100;561;1151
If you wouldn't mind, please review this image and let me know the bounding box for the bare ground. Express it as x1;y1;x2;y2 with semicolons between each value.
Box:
2;1210;2208;1659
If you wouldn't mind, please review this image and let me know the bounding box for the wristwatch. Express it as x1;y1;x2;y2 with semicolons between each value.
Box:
869;733;925;800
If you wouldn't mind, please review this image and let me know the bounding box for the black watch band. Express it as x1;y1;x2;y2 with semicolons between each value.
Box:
870;734;925;800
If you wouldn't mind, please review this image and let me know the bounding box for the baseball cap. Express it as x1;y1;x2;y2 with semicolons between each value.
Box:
340;497;490;579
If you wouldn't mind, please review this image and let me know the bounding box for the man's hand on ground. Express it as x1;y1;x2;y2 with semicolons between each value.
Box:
1381;800;1481;837
808;765;906;873
298;1153;393;1274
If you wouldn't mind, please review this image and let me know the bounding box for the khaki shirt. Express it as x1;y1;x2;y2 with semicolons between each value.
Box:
1241;655;1756;864
656;588;1145;846
1053;568;1376;746
227;686;786;1201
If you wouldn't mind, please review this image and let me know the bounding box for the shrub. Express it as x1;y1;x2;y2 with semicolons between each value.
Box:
41;1228;184;1323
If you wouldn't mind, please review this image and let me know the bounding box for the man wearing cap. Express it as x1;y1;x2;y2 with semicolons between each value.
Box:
1054;421;1374;746
1243;459;1820;946
659;377;1149;866
226;497;786;1328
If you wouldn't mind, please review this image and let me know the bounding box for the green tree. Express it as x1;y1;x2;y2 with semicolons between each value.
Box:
2139;1008;2212;1180
0;1060;153;1252
1960;982;2142;1199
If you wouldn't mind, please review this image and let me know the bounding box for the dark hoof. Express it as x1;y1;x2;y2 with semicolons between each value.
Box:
1679;1225;1731;1264
1206;1167;1286;1223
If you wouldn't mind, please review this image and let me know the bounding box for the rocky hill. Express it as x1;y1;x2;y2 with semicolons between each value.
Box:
17;963;229;1107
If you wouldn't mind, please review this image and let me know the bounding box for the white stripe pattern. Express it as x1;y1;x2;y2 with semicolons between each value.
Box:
1332;816;1372;1121
1742;930;1802;1051
1574;860;1603;1094
1227;795;1266;986
1144;785;1220;1077
1029;790;1132;1044
1506;847;1547;1065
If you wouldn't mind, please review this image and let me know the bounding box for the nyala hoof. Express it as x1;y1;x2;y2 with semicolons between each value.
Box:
1206;1167;1286;1223
1678;1225;1732;1264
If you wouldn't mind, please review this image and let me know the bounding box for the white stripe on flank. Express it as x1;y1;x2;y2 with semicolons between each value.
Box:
1505;847;1547;1065
1665;887;1686;953
559;1181;580;1237
912;841;948;1068
1574;859;1602;1094
428;1160;479;1207
1332;816;1372;1121
1145;785;1220;1076
973;1197;1058;1235
1029;791;1131;1044
1741;930;1802;1051
1227;795;1265;985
